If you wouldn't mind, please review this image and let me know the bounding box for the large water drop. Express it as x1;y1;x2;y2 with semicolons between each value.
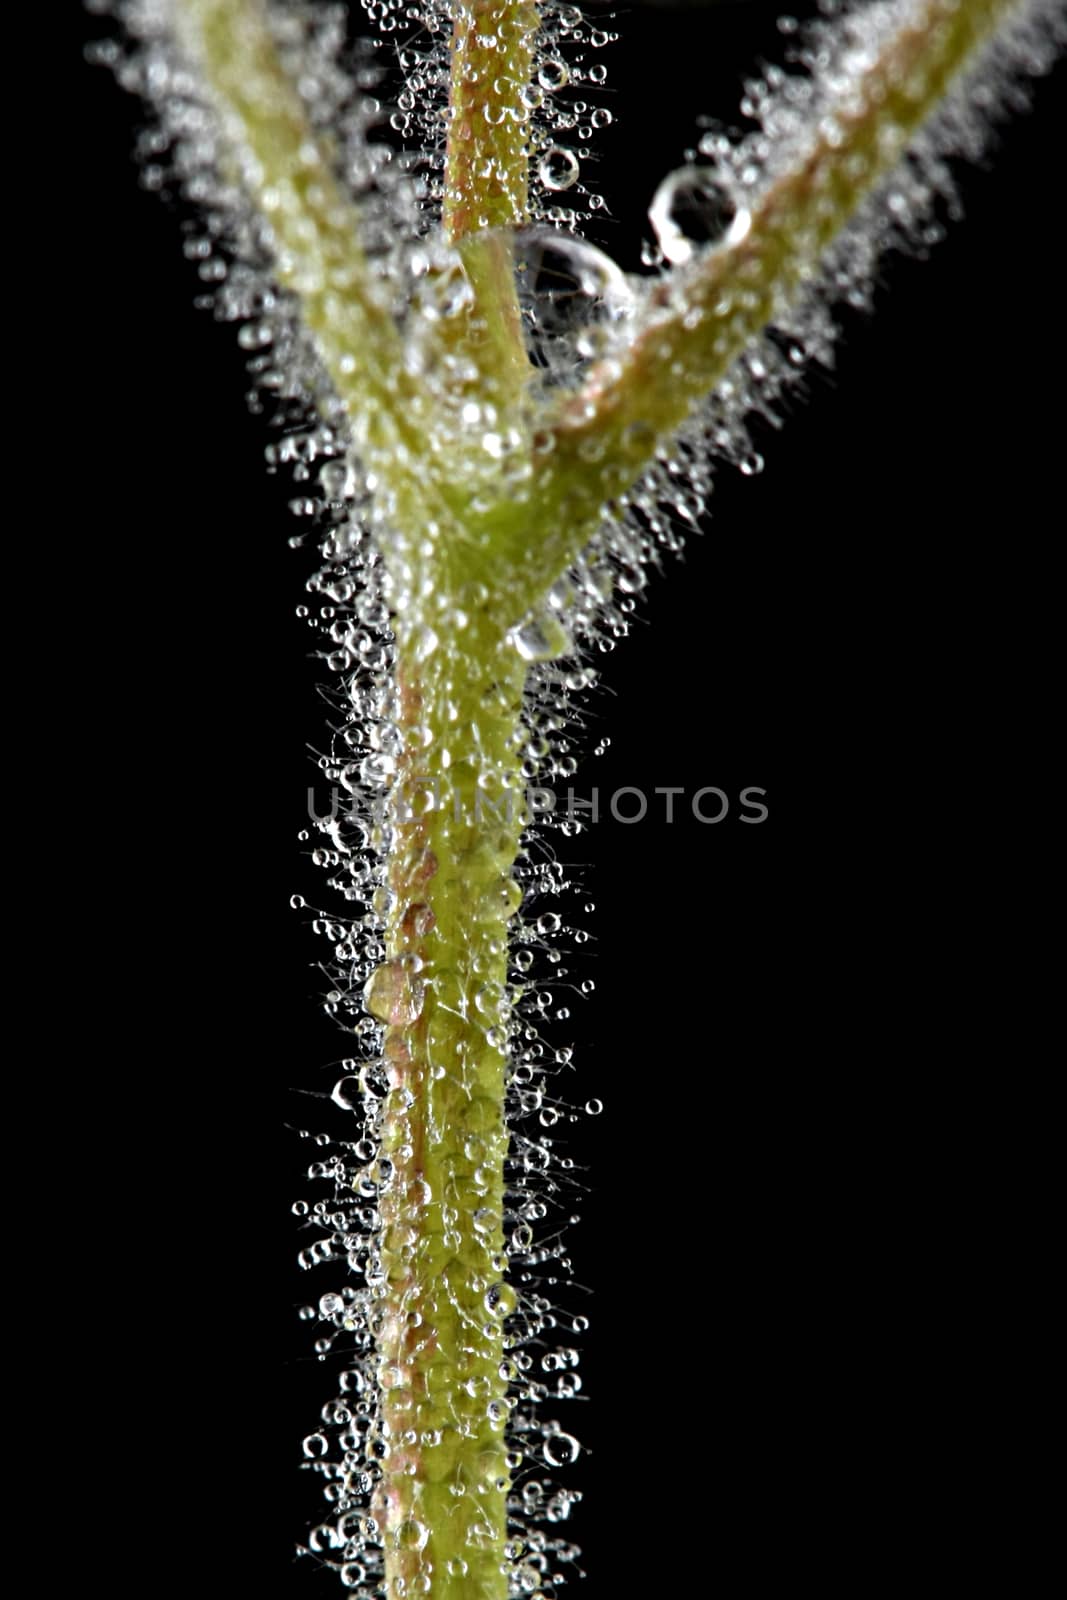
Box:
512;226;635;388
538;145;580;192
542;1431;581;1467
648;164;751;266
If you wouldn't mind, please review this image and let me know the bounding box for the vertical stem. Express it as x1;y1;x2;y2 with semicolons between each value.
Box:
369;613;528;1599
443;0;540;242
368;20;544;1582
440;1;541;409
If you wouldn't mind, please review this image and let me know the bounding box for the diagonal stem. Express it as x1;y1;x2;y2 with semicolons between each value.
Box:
176;0;436;509
488;0;1023;618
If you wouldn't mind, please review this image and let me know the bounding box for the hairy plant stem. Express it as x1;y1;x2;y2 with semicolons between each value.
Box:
443;0;538;241
368;13;542;1594
171;0;1032;1592
496;0;1025;615
177;0;428;472
442;2;540;411
370;612;527;1599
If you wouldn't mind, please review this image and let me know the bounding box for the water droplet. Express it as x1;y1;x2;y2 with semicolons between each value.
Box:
237;319;273;350
310;1523;345;1552
319;459;354;499
512;227;634;388
538;59;569;92
509;607;572;663
363;959;425;1025
648;165;752;266
331;1077;363;1111
542;1431;580;1467
394;1517;428;1552
485;1281;518;1318
538;145;580;192
410;623;439;662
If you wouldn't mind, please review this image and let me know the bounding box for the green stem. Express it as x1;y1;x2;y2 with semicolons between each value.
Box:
443;0;539;242
369;612;528;1599
177;0;442;519
167;4;1033;1594
367;22;544;1585
496;0;1022;616
177;0;534;600
442;2;541;412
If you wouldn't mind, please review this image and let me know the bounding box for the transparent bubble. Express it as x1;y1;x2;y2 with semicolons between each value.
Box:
538;145;580;192
511;226;635;389
542;1431;580;1467
648;165;752;266
331;1077;363;1112
509;608;572;663
363;959;425;1025
394;1517;428;1552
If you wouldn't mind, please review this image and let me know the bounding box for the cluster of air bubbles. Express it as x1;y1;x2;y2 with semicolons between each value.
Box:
528;3;618;226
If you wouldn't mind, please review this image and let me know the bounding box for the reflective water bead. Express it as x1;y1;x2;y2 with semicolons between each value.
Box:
538;145;580;192
511;226;634;388
648;164;752;265
509;608;572;663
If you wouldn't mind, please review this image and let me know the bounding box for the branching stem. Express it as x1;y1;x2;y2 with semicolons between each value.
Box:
169;3;1035;1594
497;0;1022;615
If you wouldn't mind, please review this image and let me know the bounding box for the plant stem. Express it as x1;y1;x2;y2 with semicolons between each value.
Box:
168;5;1035;1594
441;2;541;411
177;0;441;514
370;611;527;1599
179;12;542;1591
497;0;1022;614
369;17;546;1590
443;0;539;242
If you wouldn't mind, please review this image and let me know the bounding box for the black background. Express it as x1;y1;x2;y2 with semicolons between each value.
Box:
70;3;1061;1592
